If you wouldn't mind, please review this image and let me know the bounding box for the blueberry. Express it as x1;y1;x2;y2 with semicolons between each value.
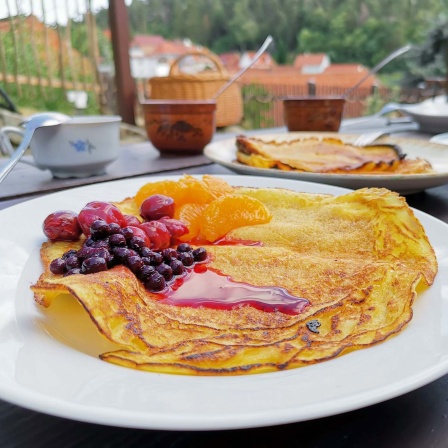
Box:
178;251;194;266
81;256;108;274
65;255;80;270
128;236;146;251
144;272;166;292
77;246;99;261
89;239;110;249
162;248;178;263
109;233;126;247
62;249;78;259
138;265;155;282
90;219;110;240
170;259;185;276
120;226;134;240
139;246;153;257
111;247;131;263
177;243;192;252
127;255;144;274
147;251;163;266
192;247;207;262
108;222;122;235
50;258;66;275
156;263;173;281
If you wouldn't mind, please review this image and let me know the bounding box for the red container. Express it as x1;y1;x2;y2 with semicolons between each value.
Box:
141;100;217;154
283;97;345;132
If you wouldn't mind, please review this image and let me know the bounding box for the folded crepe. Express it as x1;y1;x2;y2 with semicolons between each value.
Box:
236;135;434;174
32;186;437;375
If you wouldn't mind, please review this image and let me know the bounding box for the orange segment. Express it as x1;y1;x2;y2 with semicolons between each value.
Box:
174;203;207;242
199;194;272;242
134;175;234;213
134;180;184;207
176;175;213;207
202;175;234;200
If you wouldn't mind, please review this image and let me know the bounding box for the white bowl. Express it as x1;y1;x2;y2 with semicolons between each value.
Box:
30;115;122;178
397;96;448;133
430;132;448;145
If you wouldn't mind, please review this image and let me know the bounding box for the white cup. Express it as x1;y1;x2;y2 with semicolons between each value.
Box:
0;115;122;178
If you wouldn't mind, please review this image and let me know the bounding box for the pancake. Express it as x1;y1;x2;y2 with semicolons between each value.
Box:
236;135;435;174
31;184;437;375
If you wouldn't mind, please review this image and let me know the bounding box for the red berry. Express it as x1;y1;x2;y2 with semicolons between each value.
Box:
124;214;141;226
78;201;127;236
140;195;174;221
140;221;171;250
43;210;82;241
157;217;188;239
126;225;151;247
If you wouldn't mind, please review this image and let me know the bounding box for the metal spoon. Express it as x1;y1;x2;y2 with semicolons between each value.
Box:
212;35;274;100
343;44;414;98
0;112;71;184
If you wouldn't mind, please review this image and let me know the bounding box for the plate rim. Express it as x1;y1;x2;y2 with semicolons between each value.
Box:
0;174;447;431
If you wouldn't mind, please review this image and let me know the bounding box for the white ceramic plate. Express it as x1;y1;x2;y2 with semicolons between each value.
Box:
205;133;448;195
1;175;448;431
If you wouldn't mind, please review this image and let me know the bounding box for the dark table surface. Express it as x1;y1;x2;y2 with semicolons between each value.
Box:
1;120;447;447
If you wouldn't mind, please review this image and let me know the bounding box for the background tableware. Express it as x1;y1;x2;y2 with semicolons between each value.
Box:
212;35;273;99
342;44;413;98
283;97;345;132
204;132;448;194
0;115;121;178
141;99;216;154
148;52;242;128
0;112;70;183
282;45;414;133
346;96;448;133
393;97;448;133
430;132;448;144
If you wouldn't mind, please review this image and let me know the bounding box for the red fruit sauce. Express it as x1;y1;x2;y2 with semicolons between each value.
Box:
157;264;308;316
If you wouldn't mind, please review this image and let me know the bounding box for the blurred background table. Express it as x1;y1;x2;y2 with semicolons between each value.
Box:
0;118;447;447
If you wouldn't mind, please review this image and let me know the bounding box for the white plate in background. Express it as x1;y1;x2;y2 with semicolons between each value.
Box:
205;133;448;194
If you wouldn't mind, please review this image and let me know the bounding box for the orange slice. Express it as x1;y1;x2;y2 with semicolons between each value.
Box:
202;175;234;200
174;203;207;242
199;194;272;242
176;175;213;207
134;180;184;207
134;175;234;211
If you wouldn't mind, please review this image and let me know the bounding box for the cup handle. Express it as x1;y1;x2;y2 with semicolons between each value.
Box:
0;126;39;167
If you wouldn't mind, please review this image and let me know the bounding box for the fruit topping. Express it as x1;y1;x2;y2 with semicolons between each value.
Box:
48;217;208;293
157;217;188;239
81;256;108;274
49;258;66;275
140;194;175;221
156;263;173;281
170;259;185;275
90;219;111;240
145;272;166;292
77;201;127;236
140;221;171;250
123;214;141;226
43;210;82;241
177;243;192;252
200;194;272;242
192;247;207;262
